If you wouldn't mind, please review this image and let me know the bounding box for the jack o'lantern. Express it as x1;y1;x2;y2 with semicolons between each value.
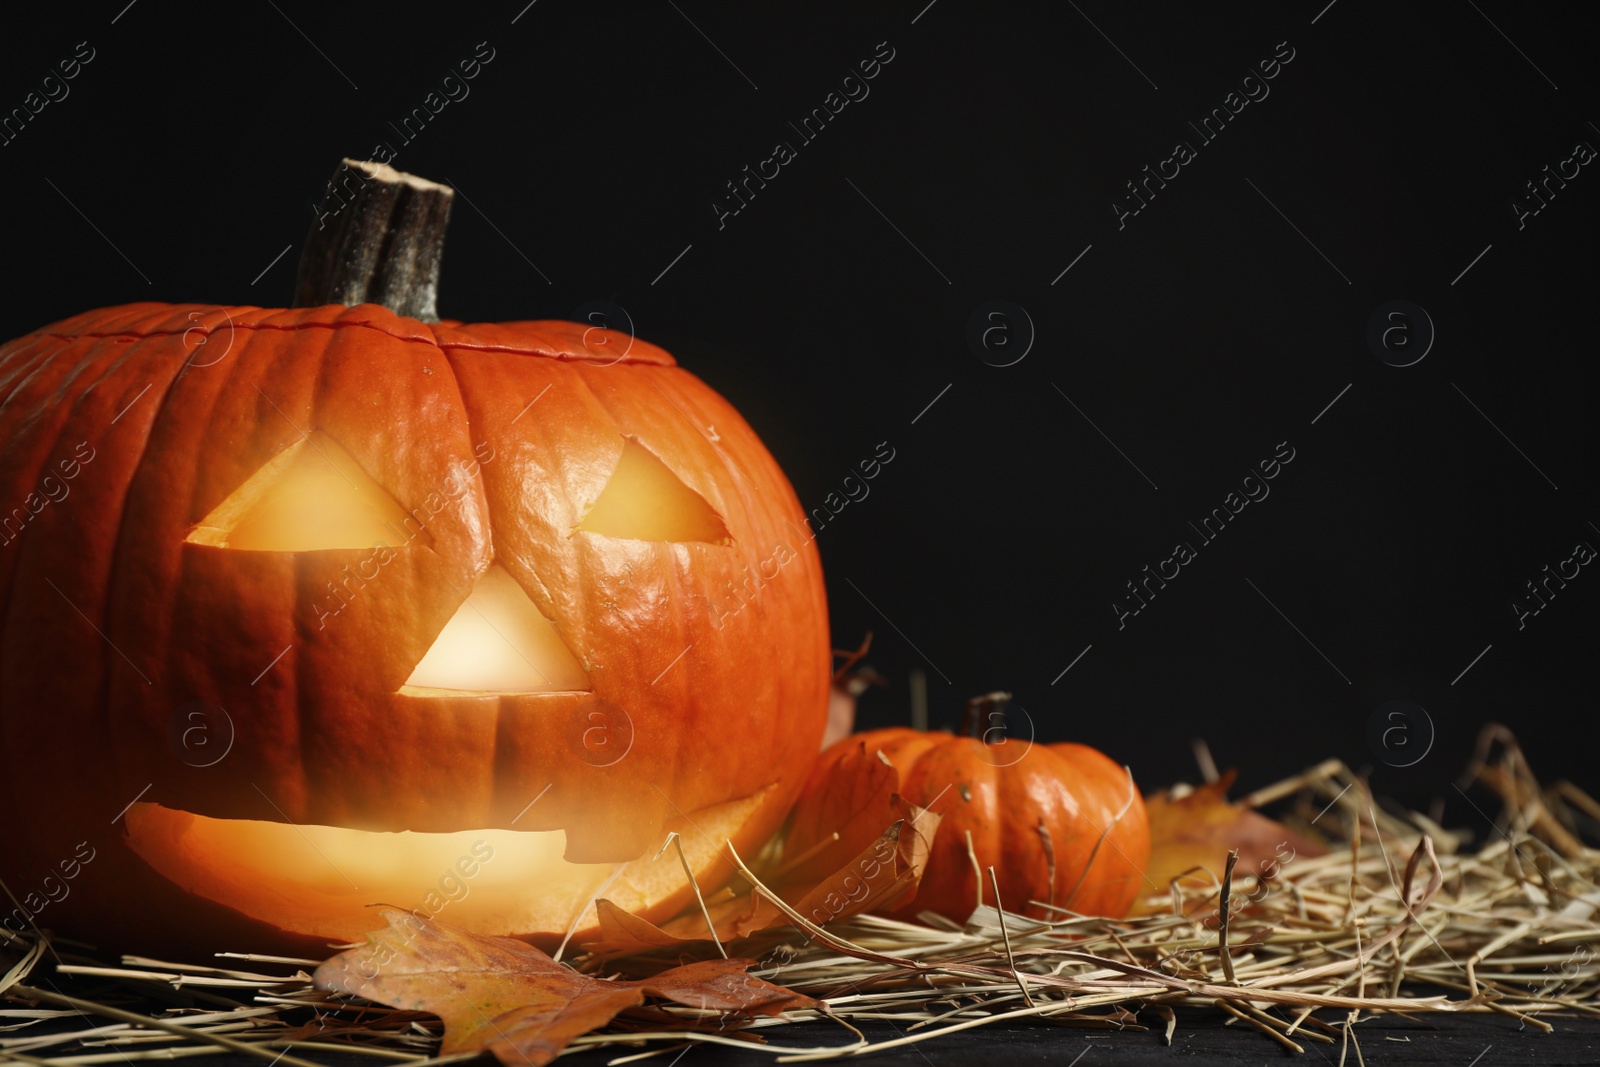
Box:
0;161;829;957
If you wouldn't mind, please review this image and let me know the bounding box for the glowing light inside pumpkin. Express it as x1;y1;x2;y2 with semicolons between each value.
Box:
402;564;588;694
187;432;413;551
577;437;730;543
123;791;769;941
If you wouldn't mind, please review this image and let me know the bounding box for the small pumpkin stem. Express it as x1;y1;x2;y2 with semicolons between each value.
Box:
293;159;455;322
960;691;1012;742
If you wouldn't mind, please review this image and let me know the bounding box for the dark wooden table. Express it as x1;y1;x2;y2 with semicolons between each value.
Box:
25;1002;1597;1067
556;1011;1598;1065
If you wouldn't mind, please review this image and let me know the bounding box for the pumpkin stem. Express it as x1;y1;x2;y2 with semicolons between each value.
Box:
293;159;455;322
960;691;1013;742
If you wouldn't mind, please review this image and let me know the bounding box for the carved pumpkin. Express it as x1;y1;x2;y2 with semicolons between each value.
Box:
0;162;829;956
796;695;1150;923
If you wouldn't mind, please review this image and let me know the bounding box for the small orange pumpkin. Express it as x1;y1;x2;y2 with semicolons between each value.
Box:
796;694;1150;922
0;161;829;956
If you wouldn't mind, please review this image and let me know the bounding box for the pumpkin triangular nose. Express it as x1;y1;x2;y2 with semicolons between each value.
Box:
401;564;589;694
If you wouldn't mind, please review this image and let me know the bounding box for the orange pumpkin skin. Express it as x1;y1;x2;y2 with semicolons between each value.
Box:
805;728;1150;922
0;302;829;956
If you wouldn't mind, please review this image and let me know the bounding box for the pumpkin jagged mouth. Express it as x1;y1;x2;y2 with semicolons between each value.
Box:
123;790;769;942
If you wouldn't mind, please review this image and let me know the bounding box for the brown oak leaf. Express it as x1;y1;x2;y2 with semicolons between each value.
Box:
586;897;710;958
591;792;941;960
778;739;902;886
315;908;820;1066
788;804;937;927
1134;772;1325;915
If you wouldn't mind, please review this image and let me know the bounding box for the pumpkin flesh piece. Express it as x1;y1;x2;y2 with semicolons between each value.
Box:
123;788;767;942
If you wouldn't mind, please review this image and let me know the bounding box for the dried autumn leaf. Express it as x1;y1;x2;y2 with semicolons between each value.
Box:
579;732;941;955
315;908;819;1067
780;738;901;885
790;799;940;927
633;957;818;1014
1134;772;1325;915
604;796;941;951
587;897;709;958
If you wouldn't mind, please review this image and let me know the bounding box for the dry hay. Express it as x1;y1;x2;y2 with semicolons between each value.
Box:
3;730;1597;1062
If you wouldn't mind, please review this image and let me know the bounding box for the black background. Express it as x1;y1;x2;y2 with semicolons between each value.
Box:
3;1;1597;833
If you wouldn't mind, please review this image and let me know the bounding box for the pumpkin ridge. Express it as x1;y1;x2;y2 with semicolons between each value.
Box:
0;336;62;408
640;369;756;537
415;338;509;815
104;335;215;799
3;332;198;826
431;346;559;622
0;340;96;812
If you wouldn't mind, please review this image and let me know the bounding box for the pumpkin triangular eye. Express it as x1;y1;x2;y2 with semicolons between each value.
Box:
401;564;589;695
187;432;413;551
576;437;731;543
